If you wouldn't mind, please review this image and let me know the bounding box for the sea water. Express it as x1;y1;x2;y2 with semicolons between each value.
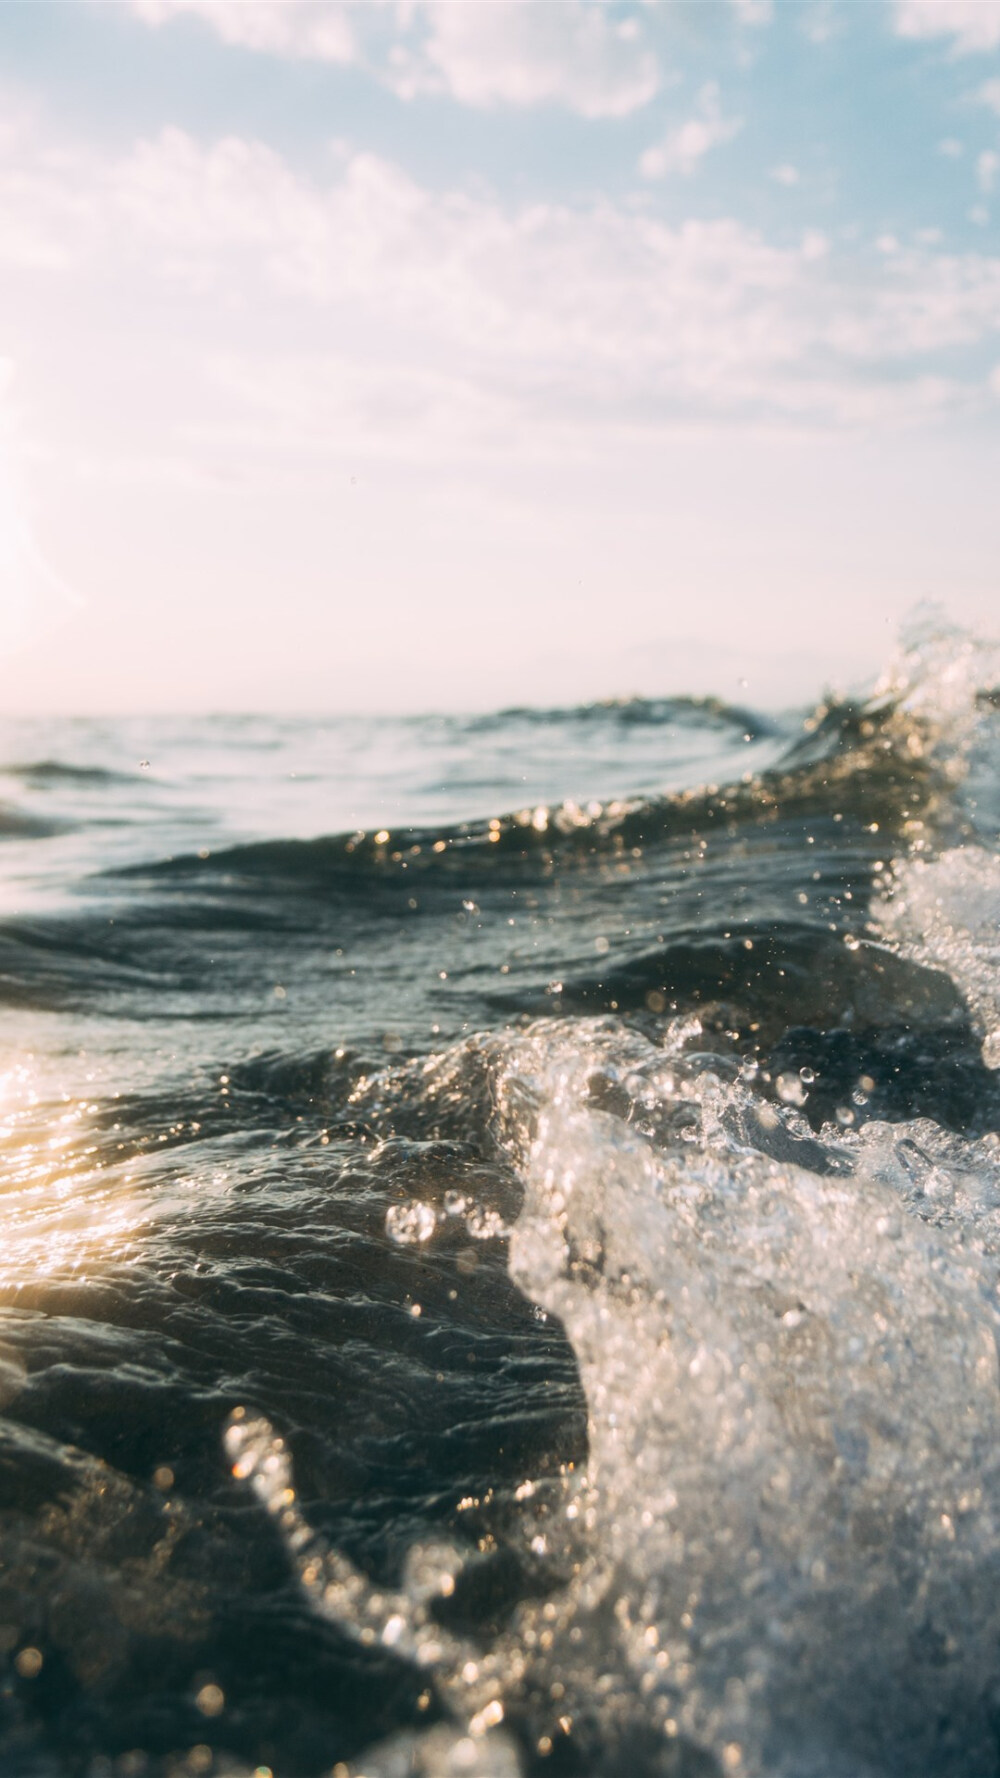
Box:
1;621;999;1778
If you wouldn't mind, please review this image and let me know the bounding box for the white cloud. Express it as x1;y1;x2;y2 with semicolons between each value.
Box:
639;82;743;179
730;0;774;25
978;147;1000;191
979;78;1000;113
132;1;357;63
130;1;662;118
771;163;801;186
801;228;829;261
387;2;660;116
98;132;812;412
97;133;1000;421
799;4;843;46
939;137;964;156
894;1;1000;54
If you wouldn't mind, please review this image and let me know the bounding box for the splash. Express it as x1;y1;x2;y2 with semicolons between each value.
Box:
875;847;1000;1067
224;1409;523;1774
228;1009;1000;1777
495;1018;1000;1776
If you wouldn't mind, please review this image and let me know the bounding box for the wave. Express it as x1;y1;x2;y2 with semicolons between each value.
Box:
481;693;778;736
107;632;982;896
2;758;141;788
0;801;67;839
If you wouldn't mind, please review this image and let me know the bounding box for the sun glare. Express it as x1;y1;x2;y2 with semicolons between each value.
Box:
0;1057;143;1299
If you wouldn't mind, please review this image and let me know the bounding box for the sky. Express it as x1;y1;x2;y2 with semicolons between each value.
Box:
1;0;999;714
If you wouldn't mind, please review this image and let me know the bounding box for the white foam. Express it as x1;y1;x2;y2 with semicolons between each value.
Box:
875;846;1000;1066
494;1018;1000;1774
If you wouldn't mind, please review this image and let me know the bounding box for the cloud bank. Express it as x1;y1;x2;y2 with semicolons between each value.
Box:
4;119;998;462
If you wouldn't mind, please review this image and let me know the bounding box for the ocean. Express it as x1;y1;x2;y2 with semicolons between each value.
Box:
1;621;999;1778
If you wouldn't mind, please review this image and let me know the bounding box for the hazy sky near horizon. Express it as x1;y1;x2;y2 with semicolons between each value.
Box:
2;0;1000;714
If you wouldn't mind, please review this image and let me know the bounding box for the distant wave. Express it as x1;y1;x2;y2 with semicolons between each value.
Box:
107;676;957;894
3;758;143;787
483;692;777;736
0;801;67;839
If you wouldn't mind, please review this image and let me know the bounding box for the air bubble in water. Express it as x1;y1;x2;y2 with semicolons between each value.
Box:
776;1073;808;1107
386;1201;437;1245
465;1205;509;1241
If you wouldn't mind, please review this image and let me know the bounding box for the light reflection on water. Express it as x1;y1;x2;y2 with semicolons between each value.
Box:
0;1054;173;1300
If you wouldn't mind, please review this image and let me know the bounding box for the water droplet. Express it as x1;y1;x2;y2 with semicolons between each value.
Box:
776;1073;808;1107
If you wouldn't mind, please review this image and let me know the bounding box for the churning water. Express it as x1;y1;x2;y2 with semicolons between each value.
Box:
2;621;1000;1778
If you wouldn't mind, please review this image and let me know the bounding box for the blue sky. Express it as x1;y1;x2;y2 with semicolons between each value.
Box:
2;0;999;712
